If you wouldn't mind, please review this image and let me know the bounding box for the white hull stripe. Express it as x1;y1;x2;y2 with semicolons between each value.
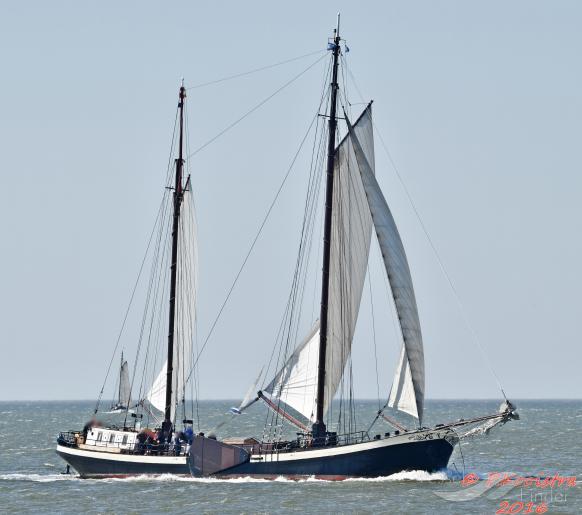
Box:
250;429;456;463
56;445;187;465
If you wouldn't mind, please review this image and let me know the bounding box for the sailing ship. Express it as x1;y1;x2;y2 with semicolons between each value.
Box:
56;84;197;478
187;18;518;479
107;353;131;413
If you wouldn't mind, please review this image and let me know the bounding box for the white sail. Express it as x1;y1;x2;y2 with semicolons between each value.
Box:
146;184;198;421
238;367;264;412
118;360;131;408
263;324;320;421
348;105;425;423
387;345;419;419
262;109;374;422
324;106;375;414
147;363;167;413
174;185;197;419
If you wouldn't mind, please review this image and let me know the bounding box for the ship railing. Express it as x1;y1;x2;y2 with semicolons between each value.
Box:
250;430;370;457
135;442;190;457
57;431;78;447
334;430;369;446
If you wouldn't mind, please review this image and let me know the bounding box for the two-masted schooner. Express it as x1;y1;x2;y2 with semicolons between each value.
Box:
56;85;197;477
187;18;518;479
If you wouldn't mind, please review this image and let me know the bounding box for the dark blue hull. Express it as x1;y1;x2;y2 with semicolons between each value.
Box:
56;446;189;478
230;440;453;479
189;431;457;479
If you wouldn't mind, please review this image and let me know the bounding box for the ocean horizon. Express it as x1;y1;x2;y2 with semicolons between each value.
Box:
1;399;579;514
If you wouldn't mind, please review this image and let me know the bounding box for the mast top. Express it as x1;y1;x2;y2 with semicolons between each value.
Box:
179;82;186;105
336;12;340;38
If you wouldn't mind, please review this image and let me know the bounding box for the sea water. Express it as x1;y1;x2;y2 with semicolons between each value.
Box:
0;400;580;514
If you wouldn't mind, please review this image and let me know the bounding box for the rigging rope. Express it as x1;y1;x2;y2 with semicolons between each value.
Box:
186;53;327;160
93;193;168;415
374;128;508;400
367;269;381;410
94;105;180;418
94;54;328;422
269;64;332;427
184;109;323;386
262;58;335;441
342;55;508;400
187;49;326;90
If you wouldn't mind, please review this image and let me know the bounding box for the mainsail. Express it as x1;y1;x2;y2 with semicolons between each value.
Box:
262;108;375;422
146;184;197;420
348;105;425;423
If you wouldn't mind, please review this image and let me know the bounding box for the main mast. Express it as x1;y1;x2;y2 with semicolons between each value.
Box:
314;16;341;440
163;84;186;434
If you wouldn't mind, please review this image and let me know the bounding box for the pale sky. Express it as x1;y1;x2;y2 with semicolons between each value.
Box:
1;1;581;401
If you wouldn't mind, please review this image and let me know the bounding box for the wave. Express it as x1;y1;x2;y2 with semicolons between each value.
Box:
0;473;81;483
344;470;451;482
0;469;456;484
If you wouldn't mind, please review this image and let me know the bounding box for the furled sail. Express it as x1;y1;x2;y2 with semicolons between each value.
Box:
348;105;425;423
262;109;374;422
118;360;131;408
146;184;197;421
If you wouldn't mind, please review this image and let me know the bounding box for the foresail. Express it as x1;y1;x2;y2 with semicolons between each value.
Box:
263;323;320;421
238;367;264;412
388;345;419;419
147;363;167;413
348;105;425;423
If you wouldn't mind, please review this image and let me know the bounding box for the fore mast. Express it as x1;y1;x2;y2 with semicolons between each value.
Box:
163;83;186;437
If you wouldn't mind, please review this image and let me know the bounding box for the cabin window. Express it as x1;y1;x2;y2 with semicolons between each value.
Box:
109;433;115;444
96;432;102;442
122;435;128;445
